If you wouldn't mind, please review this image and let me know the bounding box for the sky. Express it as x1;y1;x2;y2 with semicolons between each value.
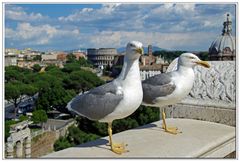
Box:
4;3;236;51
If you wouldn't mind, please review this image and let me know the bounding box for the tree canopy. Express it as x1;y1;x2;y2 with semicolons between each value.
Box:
32;110;48;125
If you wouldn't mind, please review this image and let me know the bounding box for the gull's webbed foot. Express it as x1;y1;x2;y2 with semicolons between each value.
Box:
111;143;129;155
163;126;181;135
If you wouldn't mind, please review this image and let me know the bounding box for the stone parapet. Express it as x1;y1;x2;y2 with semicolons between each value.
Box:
44;119;235;158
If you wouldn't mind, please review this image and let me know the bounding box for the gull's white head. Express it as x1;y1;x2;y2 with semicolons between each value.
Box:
178;53;210;68
125;41;144;61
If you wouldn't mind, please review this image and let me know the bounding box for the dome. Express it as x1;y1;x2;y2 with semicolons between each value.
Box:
209;13;236;61
209;34;235;55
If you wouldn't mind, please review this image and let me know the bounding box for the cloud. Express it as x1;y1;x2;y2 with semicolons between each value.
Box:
86;30;216;51
6;22;80;46
58;3;235;34
5;3;236;51
59;3;122;22
5;5;46;21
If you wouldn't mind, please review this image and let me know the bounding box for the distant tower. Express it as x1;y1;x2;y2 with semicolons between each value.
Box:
148;45;152;56
209;13;235;61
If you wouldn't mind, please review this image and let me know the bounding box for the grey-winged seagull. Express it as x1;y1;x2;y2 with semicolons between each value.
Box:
142;53;210;134
67;41;144;154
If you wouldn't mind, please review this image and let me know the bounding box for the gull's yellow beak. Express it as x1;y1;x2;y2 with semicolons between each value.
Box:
135;48;144;55
196;60;210;68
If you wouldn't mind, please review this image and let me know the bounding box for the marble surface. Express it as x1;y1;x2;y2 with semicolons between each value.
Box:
44;119;235;158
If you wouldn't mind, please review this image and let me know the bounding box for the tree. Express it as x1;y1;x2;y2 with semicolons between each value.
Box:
32;110;48;126
5;81;37;118
45;64;59;71
66;53;77;63
5;66;33;83
32;64;41;73
19;115;28;121
78;57;92;67
54;137;72;151
198;51;209;61
61;62;82;73
33;55;42;61
5;120;17;141
63;69;104;93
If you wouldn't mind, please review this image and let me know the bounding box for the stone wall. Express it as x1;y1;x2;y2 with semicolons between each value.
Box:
31;119;76;157
165;61;236;126
31;131;56;158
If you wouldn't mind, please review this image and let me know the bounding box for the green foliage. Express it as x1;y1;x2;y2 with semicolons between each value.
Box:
198;51;209;61
113;118;139;133
5;81;37;118
32;55;42;61
67;126;100;145
131;106;160;126
19;115;28;121
63;70;104;93
62;62;82;73
5;66;32;82
54;137;73;151
32;110;48;124
76;117;108;136
45;65;59;71
66;53;77;63
78;57;93;67
32;64;41;73
54;125;100;151
5;120;17;141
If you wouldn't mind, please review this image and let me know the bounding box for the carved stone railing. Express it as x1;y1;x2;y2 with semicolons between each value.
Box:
165;60;236;126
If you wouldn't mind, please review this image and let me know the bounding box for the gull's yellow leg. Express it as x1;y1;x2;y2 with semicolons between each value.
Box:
108;122;129;154
161;109;181;135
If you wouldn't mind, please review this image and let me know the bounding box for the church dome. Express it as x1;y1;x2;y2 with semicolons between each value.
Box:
209;13;235;61
209;34;235;55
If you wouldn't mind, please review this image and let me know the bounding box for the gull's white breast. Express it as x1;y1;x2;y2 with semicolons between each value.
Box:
153;69;195;107
99;61;143;123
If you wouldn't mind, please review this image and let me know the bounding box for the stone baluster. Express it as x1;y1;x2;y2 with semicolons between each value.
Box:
25;137;31;158
16;141;23;158
6;142;14;158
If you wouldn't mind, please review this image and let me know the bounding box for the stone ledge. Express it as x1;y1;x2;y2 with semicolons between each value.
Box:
43;119;235;158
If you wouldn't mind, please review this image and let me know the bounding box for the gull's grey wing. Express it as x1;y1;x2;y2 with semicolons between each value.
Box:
68;81;123;121
142;73;176;104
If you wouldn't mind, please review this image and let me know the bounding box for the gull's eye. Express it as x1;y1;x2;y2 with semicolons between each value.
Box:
130;43;134;47
188;56;195;59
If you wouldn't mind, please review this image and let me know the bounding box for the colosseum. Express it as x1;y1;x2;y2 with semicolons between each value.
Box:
87;48;118;68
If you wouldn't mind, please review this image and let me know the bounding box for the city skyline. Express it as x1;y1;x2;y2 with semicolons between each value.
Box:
4;3;236;51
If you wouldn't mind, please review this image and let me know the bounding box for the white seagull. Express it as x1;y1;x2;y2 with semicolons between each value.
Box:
67;41;144;154
142;53;210;134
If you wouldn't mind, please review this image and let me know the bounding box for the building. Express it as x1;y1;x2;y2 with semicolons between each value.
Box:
140;45;156;66
5;55;17;66
139;44;169;80
57;53;67;62
209;13;235;61
73;51;87;60
41;54;58;61
5;48;19;66
87;48;118;68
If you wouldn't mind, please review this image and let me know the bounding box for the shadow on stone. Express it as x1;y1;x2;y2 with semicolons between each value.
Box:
134;123;157;129
76;139;108;148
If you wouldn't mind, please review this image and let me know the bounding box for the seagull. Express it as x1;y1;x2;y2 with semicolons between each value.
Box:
67;41;144;154
142;53;210;134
